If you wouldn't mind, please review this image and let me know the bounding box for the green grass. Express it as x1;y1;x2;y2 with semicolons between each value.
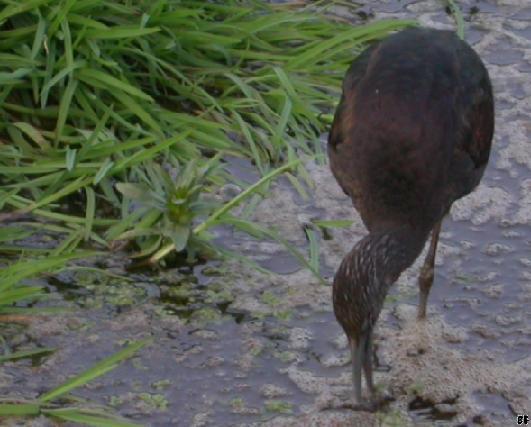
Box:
0;0;414;267
446;0;465;39
0;251;152;426
0;251;96;315
0;4;424;425
0;4;414;422
0;340;148;427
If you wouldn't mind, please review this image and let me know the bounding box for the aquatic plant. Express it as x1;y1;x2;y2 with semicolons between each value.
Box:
0;0;413;266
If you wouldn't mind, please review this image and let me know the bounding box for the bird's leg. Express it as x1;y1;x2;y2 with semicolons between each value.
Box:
363;331;394;409
362;330;374;396
417;220;443;320
336;332;392;412
323;337;366;411
351;337;363;405
319;337;364;412
340;335;376;411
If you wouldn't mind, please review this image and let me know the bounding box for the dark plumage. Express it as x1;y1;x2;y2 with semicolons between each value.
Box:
328;27;494;410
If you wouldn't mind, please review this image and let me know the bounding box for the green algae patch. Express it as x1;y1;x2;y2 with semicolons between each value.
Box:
264;399;293;414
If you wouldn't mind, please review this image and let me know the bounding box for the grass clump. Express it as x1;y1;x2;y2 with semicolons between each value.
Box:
0;340;148;427
0;251;95;320
0;0;413;265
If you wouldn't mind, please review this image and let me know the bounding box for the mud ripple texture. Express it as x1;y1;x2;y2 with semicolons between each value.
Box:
1;1;531;426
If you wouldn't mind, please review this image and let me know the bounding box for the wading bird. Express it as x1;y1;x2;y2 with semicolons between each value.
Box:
328;27;494;411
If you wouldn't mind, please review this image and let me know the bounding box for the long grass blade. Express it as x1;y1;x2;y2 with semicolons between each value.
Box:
44;408;143;427
446;0;465;39
0;348;55;364
0;403;41;416
39;340;150;403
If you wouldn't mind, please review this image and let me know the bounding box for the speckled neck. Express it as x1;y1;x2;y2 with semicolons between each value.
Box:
333;226;429;334
369;226;429;286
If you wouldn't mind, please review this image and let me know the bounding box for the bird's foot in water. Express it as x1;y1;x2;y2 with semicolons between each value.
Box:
342;392;394;412
322;392;394;412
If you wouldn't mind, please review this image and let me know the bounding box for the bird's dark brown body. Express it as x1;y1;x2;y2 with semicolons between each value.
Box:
328;27;494;410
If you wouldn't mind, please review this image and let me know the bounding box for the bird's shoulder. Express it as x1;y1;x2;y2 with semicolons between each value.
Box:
454;40;495;171
327;41;381;151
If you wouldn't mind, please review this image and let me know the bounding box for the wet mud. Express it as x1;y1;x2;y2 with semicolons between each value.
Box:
1;1;530;426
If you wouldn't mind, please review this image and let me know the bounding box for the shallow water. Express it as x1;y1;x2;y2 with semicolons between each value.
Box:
1;1;531;426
